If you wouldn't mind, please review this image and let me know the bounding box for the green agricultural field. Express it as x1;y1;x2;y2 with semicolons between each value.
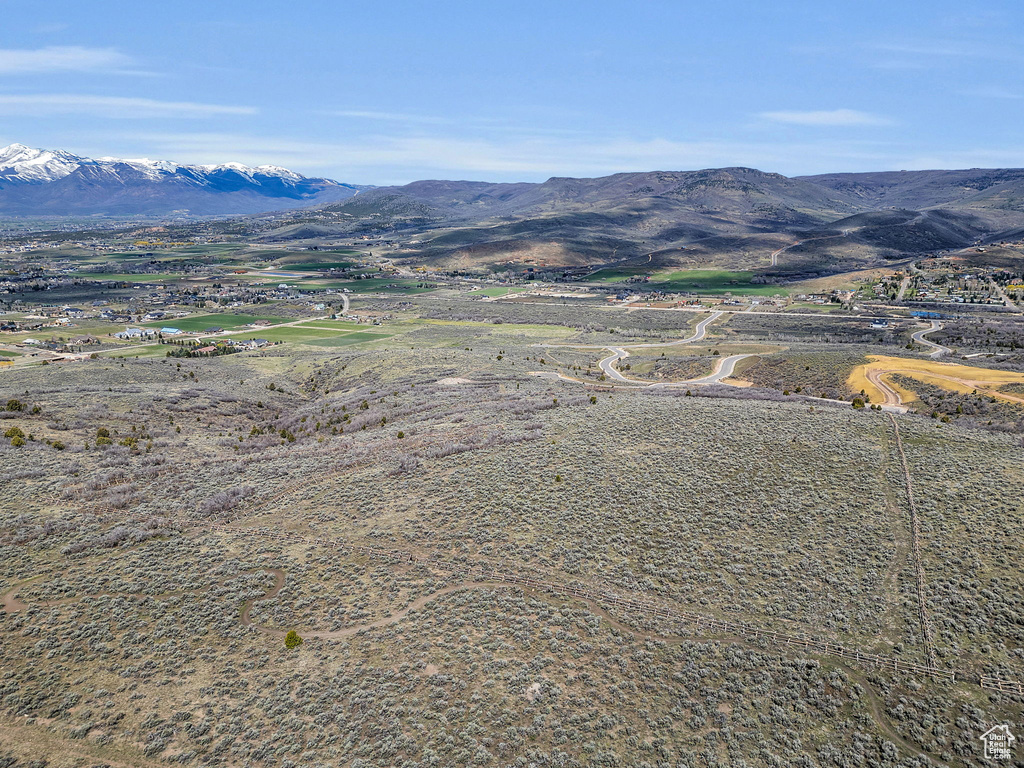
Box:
471;286;530;297
306;278;437;293
585;266;654;282
650;269;788;296
237;326;350;343
139;314;290;332
73;272;179;282
280;262;356;271
0;350;21;357
97;343;167;358
294;320;363;331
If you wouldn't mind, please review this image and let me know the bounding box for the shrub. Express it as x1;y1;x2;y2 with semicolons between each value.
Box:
284;630;303;649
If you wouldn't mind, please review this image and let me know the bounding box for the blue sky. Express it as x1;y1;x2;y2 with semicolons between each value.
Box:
1;0;1022;184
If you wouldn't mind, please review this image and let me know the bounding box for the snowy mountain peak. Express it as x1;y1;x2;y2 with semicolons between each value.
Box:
0;143;342;187
0;143;84;183
0;142;362;216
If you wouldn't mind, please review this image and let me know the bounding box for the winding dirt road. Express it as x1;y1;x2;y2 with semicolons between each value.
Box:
770;230;849;267
865;367;905;407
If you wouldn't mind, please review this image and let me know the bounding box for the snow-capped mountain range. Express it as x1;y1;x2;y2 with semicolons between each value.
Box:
0;143;362;216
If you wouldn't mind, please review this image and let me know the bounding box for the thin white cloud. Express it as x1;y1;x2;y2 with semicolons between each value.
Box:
0;95;257;118
871;40;1022;62
962;85;1021;100
0;46;139;74
129;131;905;184
326;109;450;125
32;23;70;35
759;109;892;127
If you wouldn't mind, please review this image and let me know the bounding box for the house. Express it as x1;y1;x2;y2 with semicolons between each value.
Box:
195;345;217;354
203;326;224;334
870;320;889;329
115;328;150;339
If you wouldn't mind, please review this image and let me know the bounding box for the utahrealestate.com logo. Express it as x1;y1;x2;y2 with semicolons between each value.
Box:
980;724;1015;761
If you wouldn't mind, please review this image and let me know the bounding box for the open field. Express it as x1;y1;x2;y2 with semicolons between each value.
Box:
585;268;789;296
850;354;1024;406
585;266;654;282
73;272;181;282
277;261;355;270
305;331;392;347
2;340;1022;767
2;249;1023;767
471;286;532;297
650;269;789;296
303;278;437;293
139;313;291;332
293;319;364;330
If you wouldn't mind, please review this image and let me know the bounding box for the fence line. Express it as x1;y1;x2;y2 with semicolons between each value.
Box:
981;677;1024;694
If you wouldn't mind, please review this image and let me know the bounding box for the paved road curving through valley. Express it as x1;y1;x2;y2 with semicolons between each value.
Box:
545;311;732;388
910;321;951;358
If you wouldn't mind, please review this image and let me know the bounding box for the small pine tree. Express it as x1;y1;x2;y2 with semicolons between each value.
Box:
285;630;303;649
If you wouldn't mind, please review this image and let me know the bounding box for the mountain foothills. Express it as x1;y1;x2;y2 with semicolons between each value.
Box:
257;164;1024;277
7;143;1024;279
0;144;362;216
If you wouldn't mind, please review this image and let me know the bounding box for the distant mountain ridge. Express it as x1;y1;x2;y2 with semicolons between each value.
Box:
306;166;1024;268
0;143;365;216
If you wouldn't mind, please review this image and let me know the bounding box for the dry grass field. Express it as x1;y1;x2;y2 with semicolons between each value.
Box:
1;297;1022;768
850;355;1024;406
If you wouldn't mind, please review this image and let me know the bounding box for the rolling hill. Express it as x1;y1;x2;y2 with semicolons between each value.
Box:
292;166;1019;275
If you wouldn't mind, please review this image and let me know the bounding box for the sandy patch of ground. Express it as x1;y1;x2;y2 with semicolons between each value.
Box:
849;355;1024;406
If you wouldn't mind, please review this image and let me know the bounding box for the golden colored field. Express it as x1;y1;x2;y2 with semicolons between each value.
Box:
849;355;1024;406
